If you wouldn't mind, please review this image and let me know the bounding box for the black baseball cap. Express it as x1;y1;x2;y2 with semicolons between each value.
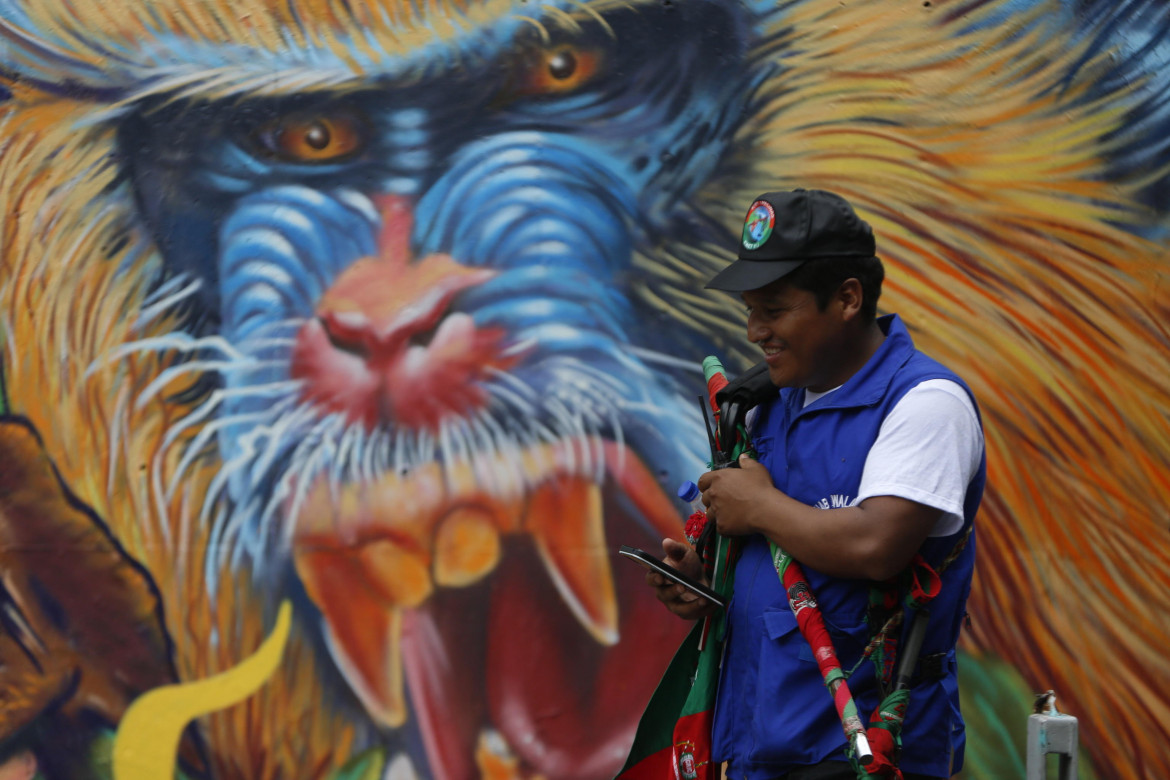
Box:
705;189;876;292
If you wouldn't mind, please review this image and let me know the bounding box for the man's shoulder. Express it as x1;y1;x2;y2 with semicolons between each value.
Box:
898;348;974;398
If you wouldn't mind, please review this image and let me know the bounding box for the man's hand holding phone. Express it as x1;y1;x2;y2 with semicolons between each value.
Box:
644;538;721;620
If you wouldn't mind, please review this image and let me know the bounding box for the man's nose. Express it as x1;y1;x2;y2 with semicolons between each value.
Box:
746;311;768;342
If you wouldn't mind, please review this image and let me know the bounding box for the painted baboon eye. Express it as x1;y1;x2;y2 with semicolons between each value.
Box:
547;50;578;80
257;114;364;162
516;45;602;95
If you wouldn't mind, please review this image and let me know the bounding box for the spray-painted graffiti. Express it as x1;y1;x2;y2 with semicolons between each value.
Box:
0;0;1167;778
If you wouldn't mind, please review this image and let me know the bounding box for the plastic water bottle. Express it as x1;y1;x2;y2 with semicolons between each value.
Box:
677;481;705;514
678;480;709;547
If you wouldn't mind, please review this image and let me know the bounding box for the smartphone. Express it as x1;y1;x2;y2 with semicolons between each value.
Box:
618;545;727;608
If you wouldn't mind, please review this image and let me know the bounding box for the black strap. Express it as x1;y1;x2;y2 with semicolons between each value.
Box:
714;360;772;454
911;652;950;685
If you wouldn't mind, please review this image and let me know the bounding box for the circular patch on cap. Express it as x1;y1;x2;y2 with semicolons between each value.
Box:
741;200;775;251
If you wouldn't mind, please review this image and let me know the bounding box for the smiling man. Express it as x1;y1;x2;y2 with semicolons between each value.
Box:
647;189;986;779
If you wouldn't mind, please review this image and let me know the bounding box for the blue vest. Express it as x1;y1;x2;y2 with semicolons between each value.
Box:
711;314;985;779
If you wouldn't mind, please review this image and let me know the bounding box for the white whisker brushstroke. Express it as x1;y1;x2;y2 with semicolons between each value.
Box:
589;426;606;484
366;429;382;477
374;429;391;475
88;333;250;376
560;358;631;395
361;420;379;484
467;415;502;488
524;411;561;448
162;380;303;456
228;505;267;574
438;418;464;495
480;413;526;498
332;188;381;225
392;428;408;476
280;415;346;551
255;478;296;569
196;402;317;558
600;393;626;474
561;380;612;483
414;429;434;475
235;337;298;351
438;419;455;472
106;382;131;497
227;496;267;575
140;272;195;309
134;359;291;410
347;426;368;486
244;402;317;489
166;401;296;501
484;365;540;403
452;418;476;468
149;427;175;551
625;345;706;374
483;383;538;426
136;277;203;328
584;373;629;476
246;406;327;551
499;337;538;359
164;390;301;502
331;423;359;496
543;396;581;476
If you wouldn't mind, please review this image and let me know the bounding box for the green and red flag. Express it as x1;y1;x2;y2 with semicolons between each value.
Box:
616;577;727;780
617;356;744;780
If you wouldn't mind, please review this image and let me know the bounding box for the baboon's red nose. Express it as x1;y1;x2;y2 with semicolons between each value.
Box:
290;196;513;430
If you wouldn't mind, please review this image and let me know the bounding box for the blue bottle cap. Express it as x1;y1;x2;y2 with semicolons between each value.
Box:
677;480;701;503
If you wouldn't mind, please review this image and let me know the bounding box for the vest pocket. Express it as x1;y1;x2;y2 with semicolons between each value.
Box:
764;606;868;664
749;607;841;767
763;606;813;662
748;607;876;768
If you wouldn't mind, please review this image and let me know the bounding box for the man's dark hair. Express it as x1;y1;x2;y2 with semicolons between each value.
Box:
784;255;884;321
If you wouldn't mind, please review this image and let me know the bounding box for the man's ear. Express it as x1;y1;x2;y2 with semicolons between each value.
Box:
837;278;864;320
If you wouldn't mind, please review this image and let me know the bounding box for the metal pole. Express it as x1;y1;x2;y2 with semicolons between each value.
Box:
1026;712;1079;780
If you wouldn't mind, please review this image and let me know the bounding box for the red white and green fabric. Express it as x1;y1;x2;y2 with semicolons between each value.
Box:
769;542;876;772
617;533;737;780
762;542;953;780
856;535;970;778
617;357;746;780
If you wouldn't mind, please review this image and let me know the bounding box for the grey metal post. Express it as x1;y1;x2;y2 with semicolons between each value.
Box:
1026;713;1079;780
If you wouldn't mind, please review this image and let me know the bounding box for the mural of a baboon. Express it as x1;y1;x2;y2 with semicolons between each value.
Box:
0;0;1167;778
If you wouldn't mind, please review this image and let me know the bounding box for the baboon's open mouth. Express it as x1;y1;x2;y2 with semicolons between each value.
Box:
292;437;689;778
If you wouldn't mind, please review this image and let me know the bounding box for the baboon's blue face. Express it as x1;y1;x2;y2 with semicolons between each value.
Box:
116;1;764;774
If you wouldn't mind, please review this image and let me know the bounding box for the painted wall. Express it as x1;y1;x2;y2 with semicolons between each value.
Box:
0;1;1166;778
